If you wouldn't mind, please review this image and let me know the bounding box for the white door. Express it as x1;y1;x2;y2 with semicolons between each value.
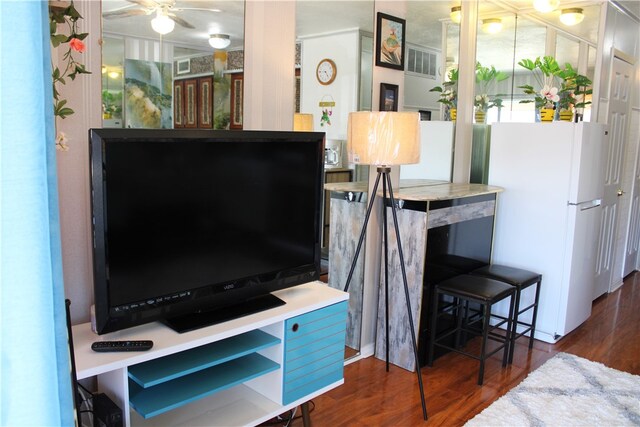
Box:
622;87;640;277
594;57;634;299
623;114;640;276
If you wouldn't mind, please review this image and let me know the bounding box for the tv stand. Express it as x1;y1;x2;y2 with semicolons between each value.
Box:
73;282;348;427
163;294;286;333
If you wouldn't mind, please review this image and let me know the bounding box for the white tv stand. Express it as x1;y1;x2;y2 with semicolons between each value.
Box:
73;282;348;427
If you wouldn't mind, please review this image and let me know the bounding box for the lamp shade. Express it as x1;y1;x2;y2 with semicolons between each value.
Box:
482;18;503;34
347;112;420;166
559;8;584;26
450;6;461;24
151;12;175;35
209;34;231;49
293;113;314;131
533;0;559;13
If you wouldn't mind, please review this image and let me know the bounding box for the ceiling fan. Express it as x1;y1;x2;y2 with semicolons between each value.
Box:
102;0;217;32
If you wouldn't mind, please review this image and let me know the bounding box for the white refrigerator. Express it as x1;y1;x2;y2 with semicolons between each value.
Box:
488;122;607;343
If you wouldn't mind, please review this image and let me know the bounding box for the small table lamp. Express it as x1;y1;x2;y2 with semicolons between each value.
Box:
344;111;427;420
293;113;314;131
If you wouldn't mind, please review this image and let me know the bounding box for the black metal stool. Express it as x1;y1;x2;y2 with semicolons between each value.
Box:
470;265;542;363
427;274;516;385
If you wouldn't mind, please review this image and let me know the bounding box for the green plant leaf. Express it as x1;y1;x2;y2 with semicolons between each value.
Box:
66;5;81;20
518;59;536;71
51;34;68;47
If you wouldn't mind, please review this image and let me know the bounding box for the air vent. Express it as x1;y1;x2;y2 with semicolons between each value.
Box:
406;46;438;79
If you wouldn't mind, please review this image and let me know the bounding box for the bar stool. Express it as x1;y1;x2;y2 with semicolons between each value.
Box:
470;265;542;363
427;274;515;385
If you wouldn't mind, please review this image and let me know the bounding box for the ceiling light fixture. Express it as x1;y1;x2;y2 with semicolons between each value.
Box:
151;10;175;35
482;18;503;34
450;6;461;24
209;34;231;49
533;0;559;13
108;71;120;79
559;8;585;26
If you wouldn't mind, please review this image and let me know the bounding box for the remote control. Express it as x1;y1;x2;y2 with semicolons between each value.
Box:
91;340;154;352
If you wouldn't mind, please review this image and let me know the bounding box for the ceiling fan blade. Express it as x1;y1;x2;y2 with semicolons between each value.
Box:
125;0;159;8
102;8;150;18
168;14;195;29
173;7;221;13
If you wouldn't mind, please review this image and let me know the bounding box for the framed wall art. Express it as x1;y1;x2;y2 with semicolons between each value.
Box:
379;83;399;111
375;12;406;71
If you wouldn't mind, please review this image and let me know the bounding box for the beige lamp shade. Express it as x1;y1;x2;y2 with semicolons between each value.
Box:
293;113;314;131
347;111;420;166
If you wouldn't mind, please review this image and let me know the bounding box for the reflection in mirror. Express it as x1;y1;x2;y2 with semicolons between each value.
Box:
400;1;460;182
470;1;600;183
101;0;244;129
474;1;599;125
295;0;374;360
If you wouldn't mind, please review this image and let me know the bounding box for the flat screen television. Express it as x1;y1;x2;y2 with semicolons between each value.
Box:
89;129;325;334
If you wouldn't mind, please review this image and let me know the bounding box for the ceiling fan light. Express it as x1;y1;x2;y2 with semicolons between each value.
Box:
560;8;585;26
482;18;503;34
533;0;559;13
450;6;461;24
151;12;175;35
209;34;231;49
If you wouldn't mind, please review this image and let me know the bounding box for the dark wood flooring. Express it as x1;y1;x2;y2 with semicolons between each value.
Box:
296;271;639;426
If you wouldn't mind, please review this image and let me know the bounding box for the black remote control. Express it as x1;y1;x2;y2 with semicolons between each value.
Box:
91;340;154;352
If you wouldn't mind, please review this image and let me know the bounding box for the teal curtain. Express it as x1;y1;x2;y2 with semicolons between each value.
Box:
0;1;75;425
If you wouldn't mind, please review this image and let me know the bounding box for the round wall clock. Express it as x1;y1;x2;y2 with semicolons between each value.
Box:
316;58;337;85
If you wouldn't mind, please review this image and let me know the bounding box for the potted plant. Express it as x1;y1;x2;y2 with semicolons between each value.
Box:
430;68;458;121
518;56;562;121
559;64;592;122
475;63;508;123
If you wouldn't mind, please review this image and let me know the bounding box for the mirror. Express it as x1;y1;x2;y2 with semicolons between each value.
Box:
470;1;600;182
295;0;374;359
101;0;245;129
400;1;461;182
473;0;600;125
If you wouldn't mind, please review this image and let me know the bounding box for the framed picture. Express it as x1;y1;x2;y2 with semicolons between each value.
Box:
375;12;406;70
379;83;399;111
176;59;190;75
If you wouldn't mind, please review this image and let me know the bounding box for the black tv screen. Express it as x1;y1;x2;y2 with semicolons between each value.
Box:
89;129;325;334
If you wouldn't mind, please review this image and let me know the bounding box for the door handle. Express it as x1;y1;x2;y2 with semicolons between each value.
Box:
617;189;625;196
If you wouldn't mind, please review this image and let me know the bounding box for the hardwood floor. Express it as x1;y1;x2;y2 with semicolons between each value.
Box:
295;272;640;426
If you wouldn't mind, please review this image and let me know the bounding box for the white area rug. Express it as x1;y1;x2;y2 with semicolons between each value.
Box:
465;352;640;426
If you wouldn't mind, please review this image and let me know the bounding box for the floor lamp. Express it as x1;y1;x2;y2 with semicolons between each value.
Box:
343;111;427;420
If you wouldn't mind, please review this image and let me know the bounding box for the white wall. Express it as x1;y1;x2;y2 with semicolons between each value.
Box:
403;73;440;113
55;0;102;323
124;37;174;63
400;121;454;181
300;30;361;139
243;0;296;131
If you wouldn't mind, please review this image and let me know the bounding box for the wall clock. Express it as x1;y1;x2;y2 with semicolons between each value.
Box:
316;58;337;85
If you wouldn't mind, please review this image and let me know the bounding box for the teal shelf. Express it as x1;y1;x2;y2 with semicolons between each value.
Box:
129;353;280;419
128;329;280;388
